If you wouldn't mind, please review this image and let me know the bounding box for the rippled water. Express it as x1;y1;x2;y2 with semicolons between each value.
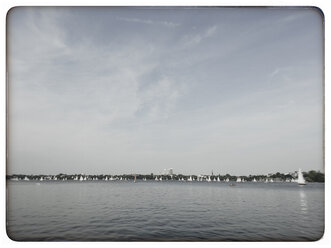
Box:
6;181;324;241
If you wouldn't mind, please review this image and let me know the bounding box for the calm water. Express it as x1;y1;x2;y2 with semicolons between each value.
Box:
6;181;324;241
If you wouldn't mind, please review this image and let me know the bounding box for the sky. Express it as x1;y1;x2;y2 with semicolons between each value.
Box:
7;7;324;176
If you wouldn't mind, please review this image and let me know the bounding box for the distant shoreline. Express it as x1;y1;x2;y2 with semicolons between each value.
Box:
6;170;325;183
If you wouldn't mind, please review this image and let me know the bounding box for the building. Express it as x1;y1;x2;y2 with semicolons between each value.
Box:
162;168;173;176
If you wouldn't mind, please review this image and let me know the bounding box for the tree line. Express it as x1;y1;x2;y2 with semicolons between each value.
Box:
6;170;324;182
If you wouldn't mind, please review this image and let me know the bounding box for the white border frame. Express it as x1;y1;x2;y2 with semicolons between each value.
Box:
1;1;329;247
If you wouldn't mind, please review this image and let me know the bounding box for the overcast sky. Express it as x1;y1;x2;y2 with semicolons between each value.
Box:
7;7;324;175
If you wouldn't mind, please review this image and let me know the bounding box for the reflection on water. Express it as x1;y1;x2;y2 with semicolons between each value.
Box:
299;189;308;214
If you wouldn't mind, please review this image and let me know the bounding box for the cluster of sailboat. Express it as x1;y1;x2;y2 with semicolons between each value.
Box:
10;175;133;182
8;169;307;185
154;175;228;182
154;175;305;185
155;169;306;185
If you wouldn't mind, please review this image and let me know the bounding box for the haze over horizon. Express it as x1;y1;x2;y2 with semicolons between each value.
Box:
7;7;324;176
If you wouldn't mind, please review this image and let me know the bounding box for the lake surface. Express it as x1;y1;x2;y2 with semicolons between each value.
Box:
6;181;324;241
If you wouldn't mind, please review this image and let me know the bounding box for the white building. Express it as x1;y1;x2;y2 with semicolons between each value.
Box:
162;168;174;176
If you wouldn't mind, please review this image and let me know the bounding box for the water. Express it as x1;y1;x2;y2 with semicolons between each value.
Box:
6;181;324;241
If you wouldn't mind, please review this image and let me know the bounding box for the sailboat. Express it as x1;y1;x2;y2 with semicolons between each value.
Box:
236;177;241;183
253;178;257;182
297;168;306;185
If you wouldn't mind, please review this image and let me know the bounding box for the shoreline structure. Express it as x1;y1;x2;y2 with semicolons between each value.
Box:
6;170;324;183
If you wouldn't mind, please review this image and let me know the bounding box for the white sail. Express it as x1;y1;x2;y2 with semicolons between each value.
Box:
297;168;306;185
236;177;241;183
226;178;230;182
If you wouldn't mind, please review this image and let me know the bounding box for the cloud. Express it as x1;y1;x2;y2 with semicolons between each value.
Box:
267;67;295;86
206;25;217;37
183;25;218;47
7;8;323;175
117;17;180;27
137;77;183;121
8;8;189;139
269;68;280;78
